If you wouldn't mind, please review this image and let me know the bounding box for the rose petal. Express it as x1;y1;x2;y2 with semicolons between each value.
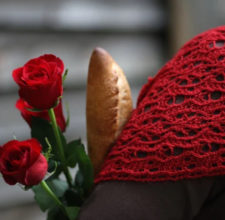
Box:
40;54;64;74
18;75;62;110
1;140;19;154
16;98;48;124
0;139;46;186
24;154;48;186
2;174;17;185
16;98;66;132
16;99;33;126
26;139;42;166
12;67;25;85
54;101;66;132
13;54;64;110
23;59;50;84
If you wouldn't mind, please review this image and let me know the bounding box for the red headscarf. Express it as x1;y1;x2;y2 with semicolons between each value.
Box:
95;26;225;183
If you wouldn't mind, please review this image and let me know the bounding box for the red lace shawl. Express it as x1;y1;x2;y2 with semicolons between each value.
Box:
95;26;225;183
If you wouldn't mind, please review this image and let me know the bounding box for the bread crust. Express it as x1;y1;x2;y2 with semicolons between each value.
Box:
86;47;133;175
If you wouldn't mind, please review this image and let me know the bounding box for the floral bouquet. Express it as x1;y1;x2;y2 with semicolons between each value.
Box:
0;54;93;220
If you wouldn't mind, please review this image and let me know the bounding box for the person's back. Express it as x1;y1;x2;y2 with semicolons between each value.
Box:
78;26;225;220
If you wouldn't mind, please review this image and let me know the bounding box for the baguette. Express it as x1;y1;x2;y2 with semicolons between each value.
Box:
86;47;133;175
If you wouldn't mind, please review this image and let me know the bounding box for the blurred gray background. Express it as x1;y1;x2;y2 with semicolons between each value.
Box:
0;0;224;219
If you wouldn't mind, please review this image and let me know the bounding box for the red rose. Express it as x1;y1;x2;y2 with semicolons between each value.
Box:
12;54;64;110
16;98;66;132
0;139;48;186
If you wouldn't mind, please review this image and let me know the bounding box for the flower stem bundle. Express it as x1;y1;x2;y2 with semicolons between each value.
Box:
0;54;93;220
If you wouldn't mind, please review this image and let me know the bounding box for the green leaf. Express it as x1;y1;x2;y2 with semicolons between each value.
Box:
65;102;70;128
48;163;63;180
47;205;79;220
63;69;69;83
75;170;83;187
47;207;68;220
31;117;67;160
47;159;57;173
32;184;55;212
47;179;68;197
65;140;80;167
32;179;68;212
76;143;94;196
65;206;80;220
43;137;53;161
31;117;57;154
64;188;83;206
31;116;68;178
74;171;85;199
66;139;94;196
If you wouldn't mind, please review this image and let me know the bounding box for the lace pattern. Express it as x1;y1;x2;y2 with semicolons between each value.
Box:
95;26;225;183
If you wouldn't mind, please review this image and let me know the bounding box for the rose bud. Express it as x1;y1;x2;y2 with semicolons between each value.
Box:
16;98;66;132
0;139;48;186
12;54;64;110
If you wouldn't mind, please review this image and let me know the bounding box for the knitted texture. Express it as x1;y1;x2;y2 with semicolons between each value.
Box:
94;26;225;184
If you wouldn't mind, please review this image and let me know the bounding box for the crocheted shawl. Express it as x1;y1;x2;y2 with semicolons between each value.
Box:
95;26;225;183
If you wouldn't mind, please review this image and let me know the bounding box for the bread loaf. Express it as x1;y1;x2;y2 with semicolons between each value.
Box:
86;48;133;175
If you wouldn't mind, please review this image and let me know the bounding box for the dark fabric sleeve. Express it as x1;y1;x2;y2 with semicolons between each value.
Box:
193;175;225;220
77;177;216;220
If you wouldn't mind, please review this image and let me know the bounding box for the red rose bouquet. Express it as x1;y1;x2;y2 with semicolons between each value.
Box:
0;54;93;220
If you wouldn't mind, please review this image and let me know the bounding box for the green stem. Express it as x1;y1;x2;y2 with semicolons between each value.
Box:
40;181;67;216
48;108;72;187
